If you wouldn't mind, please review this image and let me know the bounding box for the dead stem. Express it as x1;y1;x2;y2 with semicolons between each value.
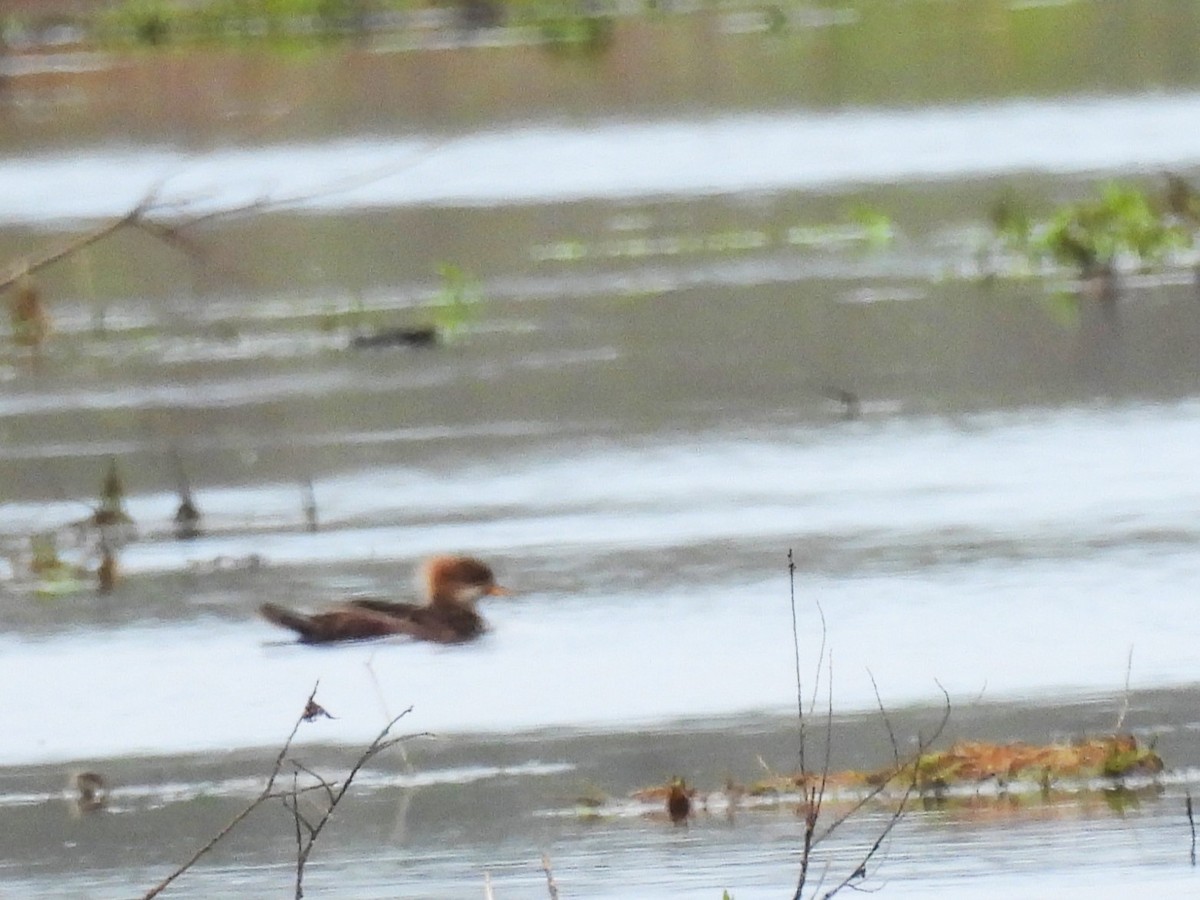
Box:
140;682;324;900
139;683;425;900
541;853;561;900
786;549;952;900
1187;793;1196;867
1113;645;1135;732
285;706;421;898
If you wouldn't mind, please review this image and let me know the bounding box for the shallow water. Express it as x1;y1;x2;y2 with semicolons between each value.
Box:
4;1;1200;896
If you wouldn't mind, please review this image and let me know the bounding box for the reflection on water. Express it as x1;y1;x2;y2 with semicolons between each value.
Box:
6;93;1200;222
4;2;1200;896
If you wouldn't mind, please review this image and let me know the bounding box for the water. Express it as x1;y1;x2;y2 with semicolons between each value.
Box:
7;92;1200;222
3;1;1200;896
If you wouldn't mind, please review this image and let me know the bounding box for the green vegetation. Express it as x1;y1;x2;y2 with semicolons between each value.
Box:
787;203;895;250
99;0;378;45
910;735;1163;790
426;263;483;341
530;0;615;54
92;0;616;49
987;179;1199;279
531;208;894;266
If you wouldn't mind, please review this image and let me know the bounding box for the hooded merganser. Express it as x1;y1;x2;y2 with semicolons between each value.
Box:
260;555;509;644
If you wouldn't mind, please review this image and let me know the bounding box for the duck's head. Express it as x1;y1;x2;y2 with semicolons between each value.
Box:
422;555;510;606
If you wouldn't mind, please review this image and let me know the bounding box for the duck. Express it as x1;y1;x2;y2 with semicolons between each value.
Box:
260;555;509;644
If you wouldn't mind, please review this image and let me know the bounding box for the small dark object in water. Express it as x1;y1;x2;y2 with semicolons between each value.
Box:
821;385;861;420
10;272;50;348
174;495;201;539
97;549;118;594
459;0;503;30
302;479;318;533
350;326;438;349
667;776;692;825
73;771;107;813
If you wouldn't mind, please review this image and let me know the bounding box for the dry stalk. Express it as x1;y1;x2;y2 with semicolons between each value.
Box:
1113;644;1134;732
1188;793;1197;867
139;682;324;899
281;705;420;898
786;549;952;900
541;853;561;900
139;682;425;899
2;134;455;302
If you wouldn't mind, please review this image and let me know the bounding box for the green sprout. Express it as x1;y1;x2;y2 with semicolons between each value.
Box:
846;203;896;249
427;263;483;342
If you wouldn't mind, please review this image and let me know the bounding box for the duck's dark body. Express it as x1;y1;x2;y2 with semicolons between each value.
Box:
259;556;503;645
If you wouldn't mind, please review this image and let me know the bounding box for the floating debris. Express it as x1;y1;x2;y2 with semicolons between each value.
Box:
71;771;107;814
28;533;88;596
821;385;861;421
174;494;201;540
908;735;1164;789
612;735;1165;825
171;449;202;540
96;544;118;594
88;459;136;545
745;734;1164;798
667;776;692;824
350;325;438;349
302;479;318;533
632;776;696;825
9;271;50;348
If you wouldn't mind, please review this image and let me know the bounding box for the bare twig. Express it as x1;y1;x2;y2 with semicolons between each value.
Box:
1114;645;1135;732
139;681;325;900
868;669;902;768
541;853;561;900
139;683;427;900
786;550;953;900
3;134;455;301
788;548;805;772
790;547;833;900
286;706;420;898
1187;793;1196;867
818;685;952;899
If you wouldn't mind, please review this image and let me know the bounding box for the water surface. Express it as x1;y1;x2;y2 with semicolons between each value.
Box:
3;2;1200;896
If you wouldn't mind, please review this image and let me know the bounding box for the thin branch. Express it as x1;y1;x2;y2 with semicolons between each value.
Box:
139;790;273;899
287;708;419;896
541;853;561;900
2;210;139;292
288;759;337;806
1187;793;1196;867
867;670;902;768
790;547;834;900
1114;645;1135;732
3;135;455;297
267;682;322;794
807;595;829;720
819;684;953;900
139;680;324;899
290;771;305;898
789;548;805;773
